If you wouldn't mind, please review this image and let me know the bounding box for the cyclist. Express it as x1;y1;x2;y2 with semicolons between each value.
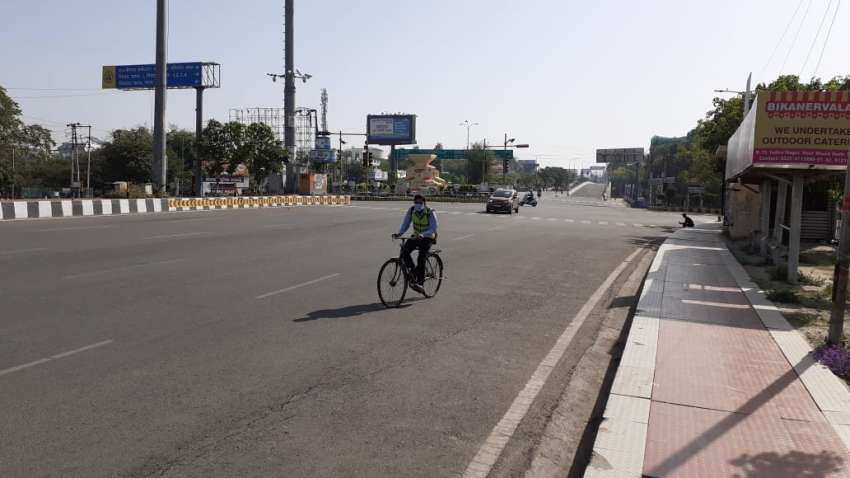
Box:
392;194;439;294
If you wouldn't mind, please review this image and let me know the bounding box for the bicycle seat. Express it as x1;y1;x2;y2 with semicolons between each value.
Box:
431;249;442;254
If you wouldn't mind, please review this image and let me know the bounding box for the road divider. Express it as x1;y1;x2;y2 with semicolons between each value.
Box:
0;196;351;221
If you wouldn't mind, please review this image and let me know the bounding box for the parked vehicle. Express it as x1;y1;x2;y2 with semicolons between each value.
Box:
486;188;519;214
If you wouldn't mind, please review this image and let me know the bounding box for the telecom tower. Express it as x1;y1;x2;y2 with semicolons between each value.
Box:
320;88;329;133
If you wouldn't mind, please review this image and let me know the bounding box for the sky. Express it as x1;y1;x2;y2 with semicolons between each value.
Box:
2;0;849;169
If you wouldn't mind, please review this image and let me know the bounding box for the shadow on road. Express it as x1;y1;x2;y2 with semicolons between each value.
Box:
294;299;425;322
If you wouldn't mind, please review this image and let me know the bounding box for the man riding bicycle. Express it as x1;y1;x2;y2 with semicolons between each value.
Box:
392;194;438;294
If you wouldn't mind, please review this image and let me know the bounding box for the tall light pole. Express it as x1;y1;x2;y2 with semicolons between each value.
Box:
459;120;478;150
152;0;168;195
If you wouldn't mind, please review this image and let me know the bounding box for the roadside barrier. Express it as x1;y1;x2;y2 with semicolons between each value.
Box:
0;195;351;221
351;195;487;203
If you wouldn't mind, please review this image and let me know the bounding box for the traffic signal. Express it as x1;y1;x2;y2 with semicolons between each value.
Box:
503;159;509;174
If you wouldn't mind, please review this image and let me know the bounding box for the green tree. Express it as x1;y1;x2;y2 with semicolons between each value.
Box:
99;127;154;184
242;122;284;192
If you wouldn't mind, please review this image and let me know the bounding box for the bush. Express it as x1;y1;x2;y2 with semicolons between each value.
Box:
799;272;826;287
769;266;788;281
814;344;850;379
766;288;799;303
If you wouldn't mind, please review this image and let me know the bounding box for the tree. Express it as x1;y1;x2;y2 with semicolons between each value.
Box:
166;128;196;193
99;127;154;184
242;122;284;192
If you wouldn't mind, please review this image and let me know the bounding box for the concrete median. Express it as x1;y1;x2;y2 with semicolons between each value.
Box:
0;195;351;221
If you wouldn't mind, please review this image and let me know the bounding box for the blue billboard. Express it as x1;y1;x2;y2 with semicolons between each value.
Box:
367;114;416;145
102;62;206;90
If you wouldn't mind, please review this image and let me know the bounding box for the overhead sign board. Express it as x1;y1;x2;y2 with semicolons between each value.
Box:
393;148;513;161
102;62;220;90
596;148;645;164
367;115;416;145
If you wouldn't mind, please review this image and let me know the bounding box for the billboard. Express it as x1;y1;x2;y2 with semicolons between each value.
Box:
102;62;219;90
596;148;644;164
727;91;850;180
367;115;416;145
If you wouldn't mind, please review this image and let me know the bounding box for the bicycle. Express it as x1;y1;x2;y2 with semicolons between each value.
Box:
377;236;444;308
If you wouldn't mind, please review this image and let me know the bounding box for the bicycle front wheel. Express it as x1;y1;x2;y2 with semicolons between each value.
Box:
422;253;444;298
377;258;408;308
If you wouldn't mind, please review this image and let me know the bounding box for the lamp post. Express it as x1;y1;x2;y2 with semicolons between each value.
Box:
459;120;478;150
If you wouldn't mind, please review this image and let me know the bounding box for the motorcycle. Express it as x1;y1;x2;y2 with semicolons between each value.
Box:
520;193;537;207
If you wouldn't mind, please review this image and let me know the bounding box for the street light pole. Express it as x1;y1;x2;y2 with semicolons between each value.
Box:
460;120;478;150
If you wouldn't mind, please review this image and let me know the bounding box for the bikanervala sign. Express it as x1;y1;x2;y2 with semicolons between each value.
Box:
753;90;850;166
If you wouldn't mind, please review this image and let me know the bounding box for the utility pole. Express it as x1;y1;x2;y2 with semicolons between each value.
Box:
84;125;92;197
830;158;850;343
67;123;80;198
9;145;14;199
152;0;168;195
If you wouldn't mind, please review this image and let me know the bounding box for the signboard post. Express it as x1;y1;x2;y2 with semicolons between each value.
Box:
103;62;220;196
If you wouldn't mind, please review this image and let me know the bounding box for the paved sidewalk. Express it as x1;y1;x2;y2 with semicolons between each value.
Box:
586;226;850;478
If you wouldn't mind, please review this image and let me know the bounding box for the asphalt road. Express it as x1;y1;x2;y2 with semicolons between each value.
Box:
0;195;685;477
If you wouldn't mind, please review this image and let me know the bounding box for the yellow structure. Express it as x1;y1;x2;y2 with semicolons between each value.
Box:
404;154;447;193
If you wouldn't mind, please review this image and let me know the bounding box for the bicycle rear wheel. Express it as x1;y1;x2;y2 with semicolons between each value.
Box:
422;253;443;298
377;258;408;308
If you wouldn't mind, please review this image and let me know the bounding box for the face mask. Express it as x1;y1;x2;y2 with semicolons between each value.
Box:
414;203;425;212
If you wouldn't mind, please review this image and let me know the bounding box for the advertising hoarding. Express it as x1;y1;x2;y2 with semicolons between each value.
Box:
727;91;850;179
102;62;217;90
315;136;332;150
367;115;416;145
753;91;850;165
309;149;337;163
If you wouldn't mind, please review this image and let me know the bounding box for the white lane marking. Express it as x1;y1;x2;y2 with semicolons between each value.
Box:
0;340;113;378
649;224;657;228
63;258;185;280
633;223;643;227
547;218;558;221
599;221;609;225
144;232;208;240
531;217;541;220
564;219;575;223
580;220;592;224
616;222;626;226
256;273;341;300
451;233;475;241
0;247;47;256
463;248;643;478
33;225;113;232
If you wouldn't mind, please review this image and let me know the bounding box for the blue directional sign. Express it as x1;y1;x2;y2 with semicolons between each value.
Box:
102;62;209;90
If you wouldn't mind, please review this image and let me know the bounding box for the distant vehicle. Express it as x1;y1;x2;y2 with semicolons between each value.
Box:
520;191;537;207
486;188;519;214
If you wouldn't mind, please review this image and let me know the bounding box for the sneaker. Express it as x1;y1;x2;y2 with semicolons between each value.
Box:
410;283;425;294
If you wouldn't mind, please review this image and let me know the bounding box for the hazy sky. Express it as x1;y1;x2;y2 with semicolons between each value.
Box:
2;0;848;168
